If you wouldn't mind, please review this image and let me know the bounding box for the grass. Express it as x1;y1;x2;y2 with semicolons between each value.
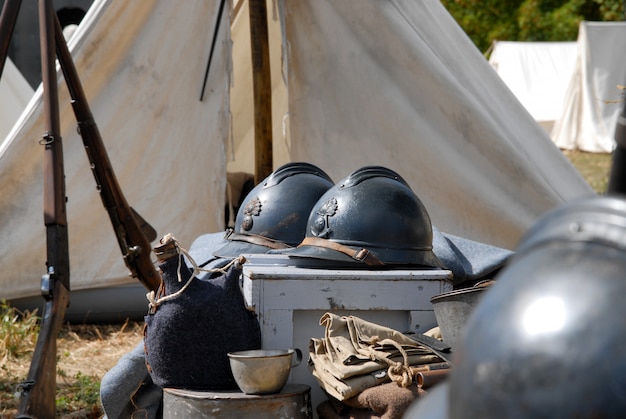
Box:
0;300;40;361
56;371;101;415
562;149;613;194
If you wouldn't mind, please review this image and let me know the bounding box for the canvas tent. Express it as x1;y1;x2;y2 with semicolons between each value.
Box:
0;0;231;315
0;0;593;317
552;21;626;152
277;1;591;245
488;41;578;134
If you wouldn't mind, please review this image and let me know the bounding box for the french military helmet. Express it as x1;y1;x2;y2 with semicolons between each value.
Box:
213;162;334;258
287;165;443;268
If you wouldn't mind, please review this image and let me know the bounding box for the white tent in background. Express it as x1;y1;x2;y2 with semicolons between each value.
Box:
1;0;593;320
0;57;34;141
552;21;626;152
488;41;578;134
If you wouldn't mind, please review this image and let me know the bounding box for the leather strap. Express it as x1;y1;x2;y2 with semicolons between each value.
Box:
228;232;292;250
299;237;385;266
407;333;453;365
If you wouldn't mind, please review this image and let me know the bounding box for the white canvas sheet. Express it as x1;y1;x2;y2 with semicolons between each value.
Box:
488;41;577;129
0;0;230;300
280;0;593;250
552;22;626;152
0;58;34;142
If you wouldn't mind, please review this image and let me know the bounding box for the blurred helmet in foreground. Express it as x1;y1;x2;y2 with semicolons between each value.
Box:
406;194;626;419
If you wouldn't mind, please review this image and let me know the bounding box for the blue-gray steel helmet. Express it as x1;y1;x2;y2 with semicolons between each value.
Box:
213;162;334;258
406;194;626;419
287;166;443;268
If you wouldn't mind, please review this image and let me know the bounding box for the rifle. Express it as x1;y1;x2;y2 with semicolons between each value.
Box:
52;11;161;293
16;1;69;417
3;0;162;416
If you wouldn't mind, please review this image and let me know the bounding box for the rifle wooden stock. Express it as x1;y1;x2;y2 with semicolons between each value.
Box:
17;1;70;417
52;14;161;292
17;271;70;418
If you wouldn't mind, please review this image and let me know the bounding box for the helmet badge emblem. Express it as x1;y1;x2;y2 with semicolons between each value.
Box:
241;197;262;231
312;197;337;238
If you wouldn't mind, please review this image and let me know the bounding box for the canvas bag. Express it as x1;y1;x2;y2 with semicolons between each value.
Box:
144;235;262;390
309;312;445;400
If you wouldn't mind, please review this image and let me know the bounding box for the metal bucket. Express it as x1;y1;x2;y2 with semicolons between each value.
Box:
430;285;489;350
162;383;312;419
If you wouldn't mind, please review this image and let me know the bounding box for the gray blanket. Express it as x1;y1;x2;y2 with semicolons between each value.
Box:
432;226;513;285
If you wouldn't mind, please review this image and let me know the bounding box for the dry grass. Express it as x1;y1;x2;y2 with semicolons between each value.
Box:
57;321;143;386
1;318;143;419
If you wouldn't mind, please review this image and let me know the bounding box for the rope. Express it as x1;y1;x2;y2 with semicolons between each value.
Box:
366;337;414;388
146;235;244;312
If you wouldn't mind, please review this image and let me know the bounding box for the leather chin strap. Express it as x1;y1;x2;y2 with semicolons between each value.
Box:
299;237;385;266
228;232;292;250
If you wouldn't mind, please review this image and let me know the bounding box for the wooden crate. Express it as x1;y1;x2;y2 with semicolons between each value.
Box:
240;255;453;415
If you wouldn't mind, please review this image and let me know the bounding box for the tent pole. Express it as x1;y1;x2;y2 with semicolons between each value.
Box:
248;0;273;183
199;0;226;101
607;99;626;194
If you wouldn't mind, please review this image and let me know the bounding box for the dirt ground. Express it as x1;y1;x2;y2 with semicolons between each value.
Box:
1;320;144;419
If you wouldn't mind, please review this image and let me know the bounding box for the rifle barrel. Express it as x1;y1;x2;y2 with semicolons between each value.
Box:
53;13;161;292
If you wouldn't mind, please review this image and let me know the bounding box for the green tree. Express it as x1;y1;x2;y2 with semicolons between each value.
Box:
440;0;624;53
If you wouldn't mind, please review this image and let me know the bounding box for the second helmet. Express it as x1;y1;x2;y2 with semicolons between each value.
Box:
287;166;443;268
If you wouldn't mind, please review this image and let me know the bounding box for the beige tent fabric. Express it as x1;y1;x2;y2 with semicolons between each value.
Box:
0;58;34;142
280;0;593;249
227;0;290;173
0;0;230;300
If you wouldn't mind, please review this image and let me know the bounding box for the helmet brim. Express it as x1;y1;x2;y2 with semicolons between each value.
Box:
287;242;445;269
212;238;276;259
187;232;229;266
286;244;366;268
